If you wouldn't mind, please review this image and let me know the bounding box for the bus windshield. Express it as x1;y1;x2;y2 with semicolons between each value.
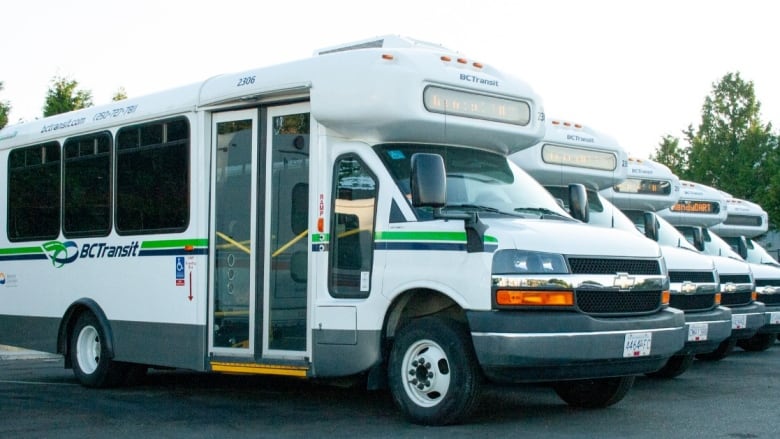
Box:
722;236;780;266
376;144;571;219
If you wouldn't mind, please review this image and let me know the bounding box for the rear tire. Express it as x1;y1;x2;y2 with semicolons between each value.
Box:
645;354;695;379
696;338;736;361
70;312;128;388
737;333;776;352
388;316;481;426
553;376;635;408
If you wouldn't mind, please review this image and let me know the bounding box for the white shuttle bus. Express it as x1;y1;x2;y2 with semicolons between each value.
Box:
657;181;765;357
0;36;685;425
512;122;727;378
710;195;780;350
602;158;735;368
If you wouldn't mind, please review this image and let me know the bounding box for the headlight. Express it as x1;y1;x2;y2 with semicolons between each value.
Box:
492;250;569;275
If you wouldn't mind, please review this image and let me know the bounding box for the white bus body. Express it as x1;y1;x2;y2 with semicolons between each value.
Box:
0;36;685;425
707;195;780;349
711;195;769;239
601;157;681;211
656;181;766;352
657;180;728;227
512;122;728;376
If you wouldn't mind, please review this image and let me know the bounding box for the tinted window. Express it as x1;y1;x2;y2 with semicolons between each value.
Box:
7;142;61;241
115;117;190;234
63;132;112;237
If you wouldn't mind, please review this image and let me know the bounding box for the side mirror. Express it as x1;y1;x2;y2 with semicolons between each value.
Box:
737;236;749;259
568;184;589;222
410;153;446;208
692;227;705;252
644;212;659;241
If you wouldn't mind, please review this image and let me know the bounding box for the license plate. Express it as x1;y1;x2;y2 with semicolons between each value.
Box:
771;312;780;325
688;322;708;341
623;332;652;357
732;314;747;329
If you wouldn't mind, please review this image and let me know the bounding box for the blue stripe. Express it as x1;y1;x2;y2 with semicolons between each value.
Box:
311;243;329;252
0;254;49;262
311;242;500;253
138;249;209;257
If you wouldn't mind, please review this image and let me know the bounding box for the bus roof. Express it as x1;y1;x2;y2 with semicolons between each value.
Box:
710;195;769;238
508;118;627;190
601;157;681;212
656;180;727;227
0;35;545;156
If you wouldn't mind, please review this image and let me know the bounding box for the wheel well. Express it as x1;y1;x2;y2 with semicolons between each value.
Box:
365;289;469;390
58;299;115;368
384;288;467;340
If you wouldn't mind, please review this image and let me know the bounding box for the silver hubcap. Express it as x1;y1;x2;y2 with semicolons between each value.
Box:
401;339;451;407
76;325;100;374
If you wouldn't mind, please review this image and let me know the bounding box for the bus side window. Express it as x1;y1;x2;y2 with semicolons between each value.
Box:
328;155;377;298
7;142;61;242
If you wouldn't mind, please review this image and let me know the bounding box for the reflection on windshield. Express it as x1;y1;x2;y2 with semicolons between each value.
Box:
375;144;571;219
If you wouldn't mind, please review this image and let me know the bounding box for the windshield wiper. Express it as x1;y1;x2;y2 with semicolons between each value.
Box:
444;204;521;217
514;207;572;220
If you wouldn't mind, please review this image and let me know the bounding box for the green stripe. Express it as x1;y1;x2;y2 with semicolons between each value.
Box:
141;239;209;249
375;231;497;243
0;246;44;255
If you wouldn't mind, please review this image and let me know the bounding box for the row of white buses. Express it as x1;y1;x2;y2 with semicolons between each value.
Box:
512;120;731;378
0;35;715;425
512;118;780;374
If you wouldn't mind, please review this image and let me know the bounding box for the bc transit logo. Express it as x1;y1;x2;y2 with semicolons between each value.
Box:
43;241;79;268
0;272;5;285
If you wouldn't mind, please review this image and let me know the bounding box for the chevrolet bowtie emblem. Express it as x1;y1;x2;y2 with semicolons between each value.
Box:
613;272;635;290
723;282;737;293
681;281;697;294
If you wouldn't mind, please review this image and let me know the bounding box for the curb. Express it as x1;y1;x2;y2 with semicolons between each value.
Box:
0;344;61;361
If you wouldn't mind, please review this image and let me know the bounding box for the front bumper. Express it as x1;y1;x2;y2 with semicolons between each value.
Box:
466;307;685;383
677;306;732;355
725;302;766;340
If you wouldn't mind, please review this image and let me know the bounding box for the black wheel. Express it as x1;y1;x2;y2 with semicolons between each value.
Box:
388;316;481;426
696;338;736;361
737;333;776;352
645;354;695;379
553;376;635;408
70;312;128;388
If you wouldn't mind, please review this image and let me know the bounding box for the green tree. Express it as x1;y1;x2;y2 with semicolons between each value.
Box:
112;86;128;101
682;72;778;228
651;134;688;177
43;75;93;117
0;81;10;129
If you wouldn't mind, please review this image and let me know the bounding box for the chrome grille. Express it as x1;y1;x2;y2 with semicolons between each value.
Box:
669;294;717;311
669;271;716;283
755;279;780;287
576;290;661;314
721;291;752;306
757;293;780;305
568;258;661;275
719;274;752;284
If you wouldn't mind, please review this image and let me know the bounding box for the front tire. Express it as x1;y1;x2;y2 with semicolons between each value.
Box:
553;376;635;408
70;312;128;388
388;316;481;426
696;338;736;361
645;354;695;379
737;333;776;351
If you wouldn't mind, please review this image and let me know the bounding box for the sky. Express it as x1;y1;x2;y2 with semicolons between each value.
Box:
1;0;778;159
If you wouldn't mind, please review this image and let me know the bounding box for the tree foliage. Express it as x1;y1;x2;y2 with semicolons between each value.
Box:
0;81;10;129
43;76;93;117
650;135;687;177
112;86;128;101
654;72;780;230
